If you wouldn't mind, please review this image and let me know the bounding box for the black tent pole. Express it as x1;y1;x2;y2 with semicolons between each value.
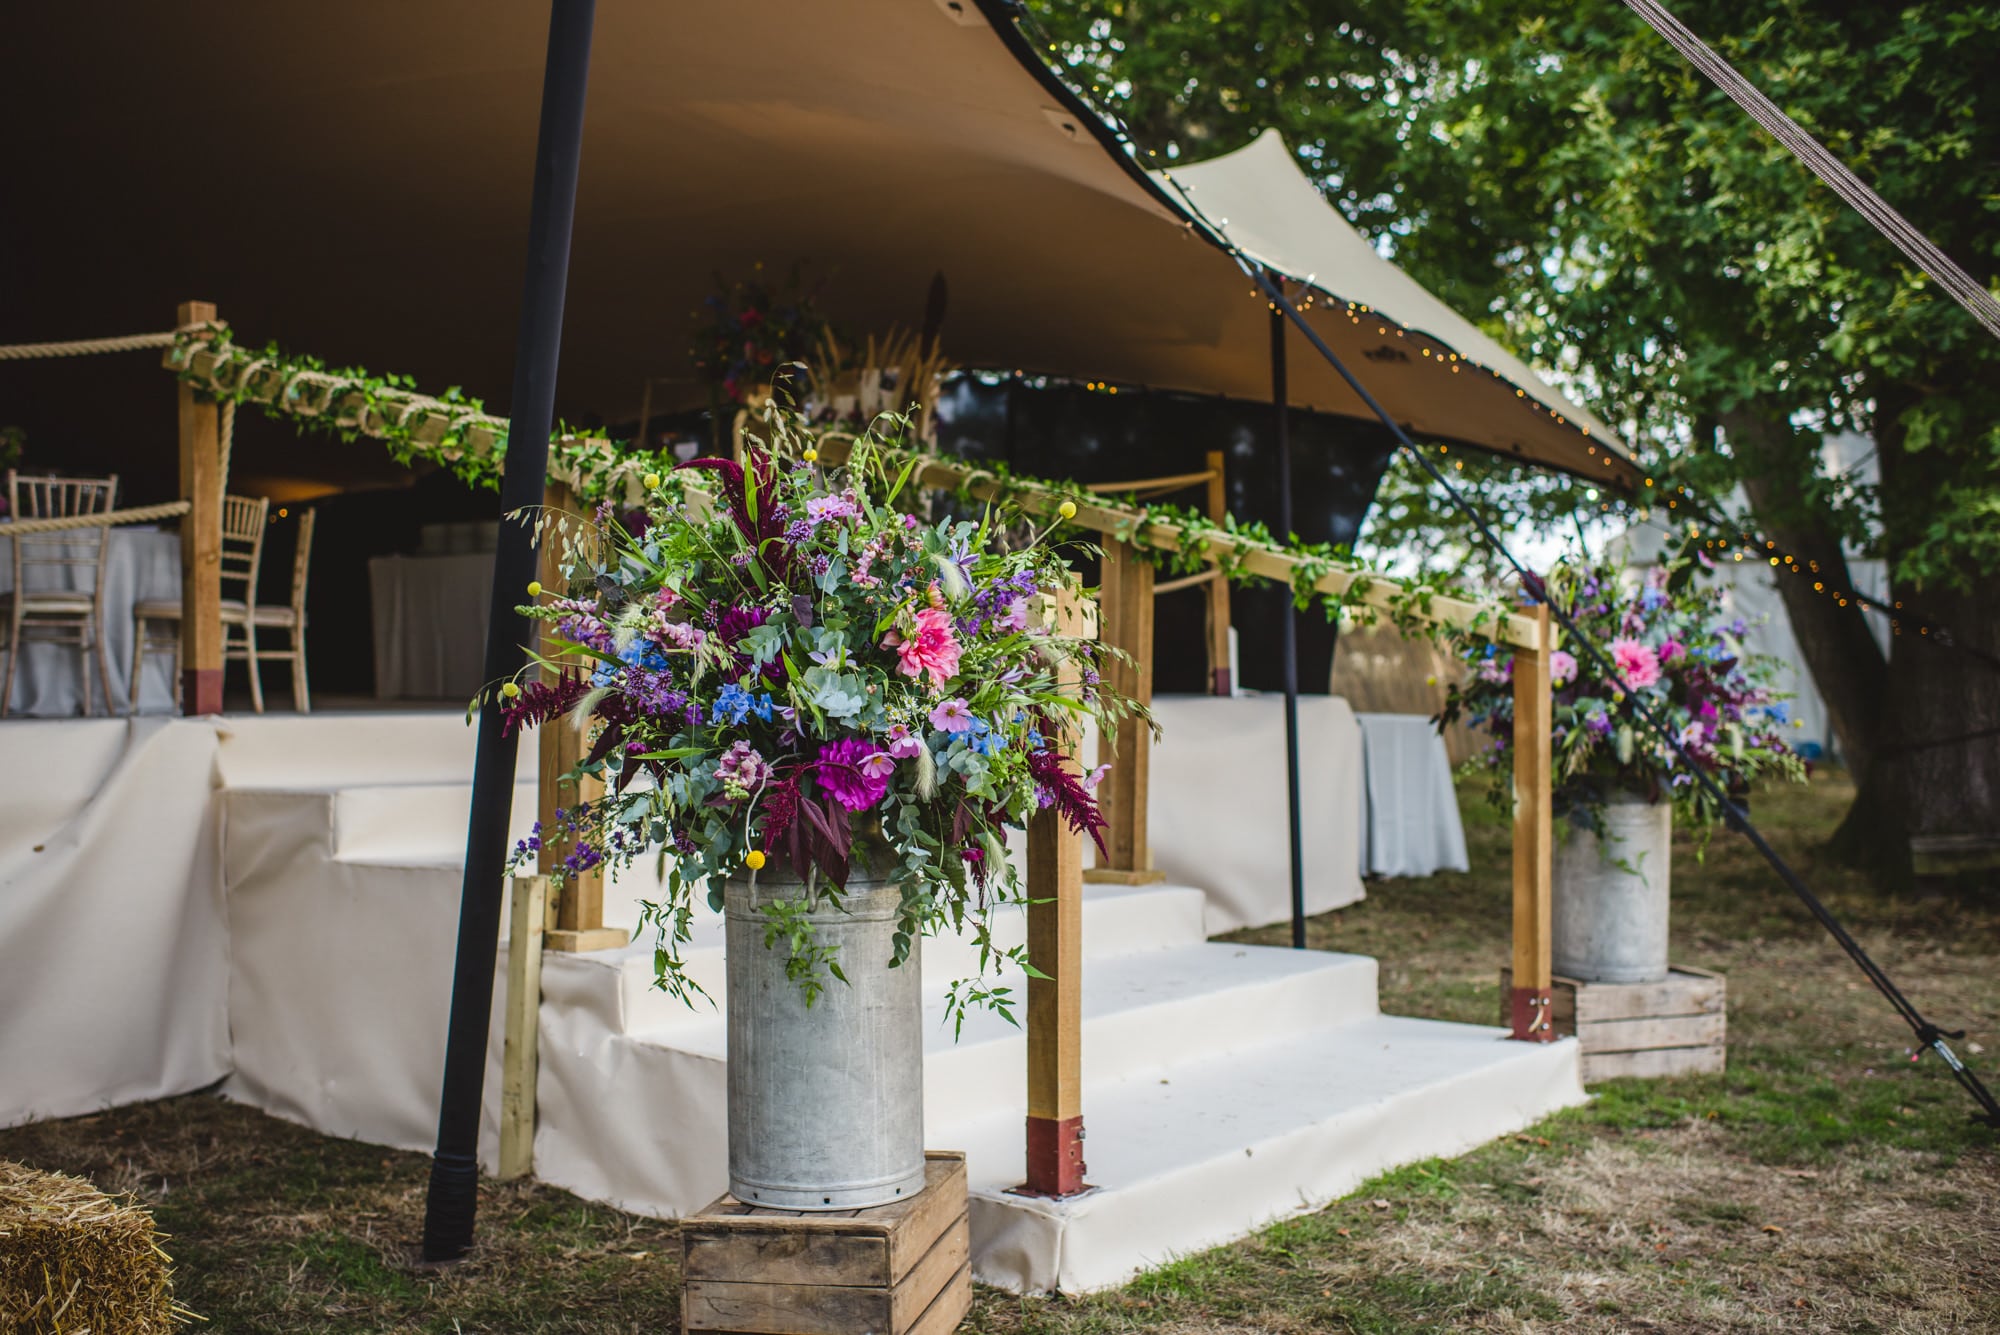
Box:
1270;299;1307;950
422;0;596;1264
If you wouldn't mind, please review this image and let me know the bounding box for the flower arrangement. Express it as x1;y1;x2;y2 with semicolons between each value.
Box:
501;407;1138;1019
690;268;831;408
1441;558;1806;834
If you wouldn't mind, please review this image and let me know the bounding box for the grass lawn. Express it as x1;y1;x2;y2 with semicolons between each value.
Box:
4;772;1995;1332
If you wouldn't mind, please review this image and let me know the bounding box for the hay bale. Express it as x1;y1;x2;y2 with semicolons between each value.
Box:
0;1159;190;1334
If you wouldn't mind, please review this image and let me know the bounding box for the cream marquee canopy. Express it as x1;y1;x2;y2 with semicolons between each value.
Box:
5;0;1635;486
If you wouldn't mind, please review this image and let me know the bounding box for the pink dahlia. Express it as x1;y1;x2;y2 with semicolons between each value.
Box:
816;737;890;811
886;605;962;687
1610;638;1661;690
1549;650;1578;685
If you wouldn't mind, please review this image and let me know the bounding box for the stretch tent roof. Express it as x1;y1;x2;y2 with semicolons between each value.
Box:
3;1;1635;487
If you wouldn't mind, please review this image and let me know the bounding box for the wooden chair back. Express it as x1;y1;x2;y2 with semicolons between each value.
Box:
220;494;271;608
7;470;119;591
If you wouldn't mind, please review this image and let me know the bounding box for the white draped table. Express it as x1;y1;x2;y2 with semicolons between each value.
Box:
1143;693;1368;932
1355;711;1469;879
0;526;182;716
368;552;494;701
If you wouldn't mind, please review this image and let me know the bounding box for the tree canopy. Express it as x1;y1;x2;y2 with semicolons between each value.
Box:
1029;0;2000;866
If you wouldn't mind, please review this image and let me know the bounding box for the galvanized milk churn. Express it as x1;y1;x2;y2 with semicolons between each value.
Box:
724;858;926;1209
1551;793;1673;984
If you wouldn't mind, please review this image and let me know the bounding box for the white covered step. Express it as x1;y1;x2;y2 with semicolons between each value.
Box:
331;780;539;866
548;881;1212;1036
953;1016;1584;1292
641;944;1380;1127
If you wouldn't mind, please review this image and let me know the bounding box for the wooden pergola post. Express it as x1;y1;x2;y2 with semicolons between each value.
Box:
538;478;628;954
1204;449;1232;695
1087;537;1164;885
1023;586;1088;1197
1509;599;1555;1041
176;299;224;715
497;873;548;1178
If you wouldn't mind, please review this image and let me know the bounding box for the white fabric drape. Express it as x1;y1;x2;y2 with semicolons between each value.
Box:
1144;693;1367;933
367;552;494;701
0;718;228;1127
1356;713;1469;879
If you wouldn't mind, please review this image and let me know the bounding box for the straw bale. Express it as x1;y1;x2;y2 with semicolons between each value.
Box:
0;1159;190;1334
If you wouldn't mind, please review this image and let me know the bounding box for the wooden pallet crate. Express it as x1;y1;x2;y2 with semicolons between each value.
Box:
1502;964;1726;1082
681;1151;970;1335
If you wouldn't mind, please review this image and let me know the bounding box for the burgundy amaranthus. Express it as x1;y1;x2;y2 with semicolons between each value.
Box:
501;671;591;737
1026;748;1110;854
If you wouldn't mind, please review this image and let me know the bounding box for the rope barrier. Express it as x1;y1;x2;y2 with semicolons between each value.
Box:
0;331;179;360
1;501;193;536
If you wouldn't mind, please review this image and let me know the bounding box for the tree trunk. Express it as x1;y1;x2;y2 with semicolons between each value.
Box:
1726;405;2000;882
1724;408;1905;875
1723;409;1890;771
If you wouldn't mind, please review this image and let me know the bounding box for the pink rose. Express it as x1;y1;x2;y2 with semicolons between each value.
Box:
887;606;962;687
1610;638;1661;690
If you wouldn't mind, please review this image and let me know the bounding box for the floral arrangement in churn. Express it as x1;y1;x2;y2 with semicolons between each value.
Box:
690;268;831;408
500;408;1138;1019
1442;558;1806;835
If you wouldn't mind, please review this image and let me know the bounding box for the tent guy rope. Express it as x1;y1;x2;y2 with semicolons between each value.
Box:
1619;0;2000;343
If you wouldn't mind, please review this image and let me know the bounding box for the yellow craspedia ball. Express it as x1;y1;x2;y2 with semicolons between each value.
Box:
803;447;819;463
643;472;662;490
744;849;767;871
500;681;521;699
1057;500;1078;520
526;580;542;597
1426;675;1438;687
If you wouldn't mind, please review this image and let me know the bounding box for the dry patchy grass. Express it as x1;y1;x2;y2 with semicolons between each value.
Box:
3;773;1995;1332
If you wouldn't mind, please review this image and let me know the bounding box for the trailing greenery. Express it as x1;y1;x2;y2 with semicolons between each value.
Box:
169;326;1522;648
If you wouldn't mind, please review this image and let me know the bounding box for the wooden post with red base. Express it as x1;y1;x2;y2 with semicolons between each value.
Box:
1022;587;1089;1197
176;300;224;716
1510;598;1556;1041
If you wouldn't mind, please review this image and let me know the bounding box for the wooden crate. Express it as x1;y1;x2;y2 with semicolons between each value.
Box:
681;1151;970;1335
1502;965;1726;1082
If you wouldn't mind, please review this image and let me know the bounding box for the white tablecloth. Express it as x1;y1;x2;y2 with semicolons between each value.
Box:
0;527;182;716
368;552;494;701
1140;693;1368;933
1355;712;1468;879
0;718;229;1128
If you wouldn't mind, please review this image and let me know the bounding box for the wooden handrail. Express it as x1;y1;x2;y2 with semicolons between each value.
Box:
1153;567;1221;596
1084;468;1219;499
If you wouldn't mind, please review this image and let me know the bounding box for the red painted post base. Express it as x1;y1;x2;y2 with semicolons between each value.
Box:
1210;668;1232;697
1018;1114;1088;1197
1509;986;1556;1042
181;667;224;716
